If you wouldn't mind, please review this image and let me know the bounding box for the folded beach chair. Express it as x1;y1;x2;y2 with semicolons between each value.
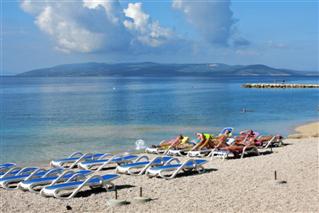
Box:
50;152;110;168
116;156;173;175
0;168;64;189
78;153;138;171
18;170;92;193
40;173;119;199
145;159;207;179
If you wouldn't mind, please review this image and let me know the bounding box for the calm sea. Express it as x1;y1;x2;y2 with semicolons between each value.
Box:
1;76;318;165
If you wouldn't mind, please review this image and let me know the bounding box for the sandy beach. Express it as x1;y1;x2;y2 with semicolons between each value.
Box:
1;122;318;213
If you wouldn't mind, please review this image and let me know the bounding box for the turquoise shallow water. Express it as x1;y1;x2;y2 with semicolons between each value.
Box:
0;76;318;165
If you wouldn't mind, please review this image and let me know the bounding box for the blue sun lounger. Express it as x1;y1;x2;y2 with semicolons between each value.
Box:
145;159;207;179
40;173;119;199
50;152;111;168
116;156;173;175
220;127;234;136
0;167;40;179
78;154;138;171
0;163;18;177
0;168;63;189
0;163;16;171
18;170;92;193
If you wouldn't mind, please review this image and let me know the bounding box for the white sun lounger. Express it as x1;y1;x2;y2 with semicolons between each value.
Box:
209;149;235;160
166;148;193;156
187;149;213;157
116;156;173;175
18;170;92;193
262;136;276;148
210;145;260;160
78;153;138;171
145;147;167;154
256;135;283;149
40;173;119;199
145;159;207;179
0;168;63;189
50;152;111;168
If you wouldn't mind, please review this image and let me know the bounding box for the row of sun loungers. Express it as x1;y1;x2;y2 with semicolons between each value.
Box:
0;155;208;199
146;129;283;160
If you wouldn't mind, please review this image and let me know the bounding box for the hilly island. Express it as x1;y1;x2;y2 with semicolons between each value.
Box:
16;62;318;77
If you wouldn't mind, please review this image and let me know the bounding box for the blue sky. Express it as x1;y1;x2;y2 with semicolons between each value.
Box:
2;0;318;75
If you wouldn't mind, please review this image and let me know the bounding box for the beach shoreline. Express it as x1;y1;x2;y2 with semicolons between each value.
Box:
288;120;319;139
0;121;318;212
23;120;318;167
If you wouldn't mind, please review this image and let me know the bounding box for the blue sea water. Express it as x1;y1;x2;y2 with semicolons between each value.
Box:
0;76;318;165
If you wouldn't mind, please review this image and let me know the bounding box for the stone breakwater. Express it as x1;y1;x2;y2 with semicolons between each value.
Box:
242;83;319;88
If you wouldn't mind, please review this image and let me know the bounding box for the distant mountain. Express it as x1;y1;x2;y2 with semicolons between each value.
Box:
16;62;318;77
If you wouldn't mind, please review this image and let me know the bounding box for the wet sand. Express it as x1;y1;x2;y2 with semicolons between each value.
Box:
1;122;318;212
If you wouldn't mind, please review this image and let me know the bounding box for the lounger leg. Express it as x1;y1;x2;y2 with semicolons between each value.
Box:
127;168;135;175
241;147;247;159
1;181;11;190
40;189;49;197
28;183;40;193
255;147;260;156
196;165;206;174
145;170;155;178
105;182;115;191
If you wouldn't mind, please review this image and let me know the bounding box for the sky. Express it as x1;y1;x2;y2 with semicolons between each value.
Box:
1;0;318;75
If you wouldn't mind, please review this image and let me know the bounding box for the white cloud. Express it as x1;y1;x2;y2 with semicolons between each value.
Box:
20;0;46;14
20;0;174;53
35;6;106;53
172;0;248;47
82;0;122;24
123;3;172;47
123;3;149;31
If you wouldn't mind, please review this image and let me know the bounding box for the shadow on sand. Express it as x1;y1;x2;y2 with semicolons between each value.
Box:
73;184;135;198
158;167;217;179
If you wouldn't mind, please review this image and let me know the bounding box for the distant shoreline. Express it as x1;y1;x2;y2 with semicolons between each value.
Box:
11;62;319;77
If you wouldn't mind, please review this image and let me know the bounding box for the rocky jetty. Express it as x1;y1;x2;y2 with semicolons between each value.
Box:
242;83;319;88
